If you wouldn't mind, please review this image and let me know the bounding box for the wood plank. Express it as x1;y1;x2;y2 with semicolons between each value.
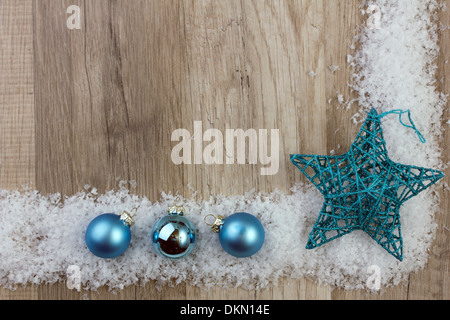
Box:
0;0;35;190
34;0;185;198
405;0;450;300
0;0;37;300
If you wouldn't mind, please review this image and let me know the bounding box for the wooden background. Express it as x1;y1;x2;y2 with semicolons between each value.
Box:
0;0;449;300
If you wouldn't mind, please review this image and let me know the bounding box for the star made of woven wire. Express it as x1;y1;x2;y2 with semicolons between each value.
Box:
290;108;444;261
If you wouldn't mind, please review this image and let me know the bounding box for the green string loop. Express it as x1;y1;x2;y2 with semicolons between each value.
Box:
376;109;426;143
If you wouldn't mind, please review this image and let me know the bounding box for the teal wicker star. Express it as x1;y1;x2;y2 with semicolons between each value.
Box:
290;108;444;261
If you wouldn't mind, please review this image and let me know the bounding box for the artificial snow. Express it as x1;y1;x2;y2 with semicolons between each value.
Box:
308;70;317;77
0;0;447;291
329;65;341;73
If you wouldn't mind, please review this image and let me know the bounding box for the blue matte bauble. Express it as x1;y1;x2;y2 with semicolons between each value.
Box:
219;212;265;258
152;214;197;260
85;213;132;259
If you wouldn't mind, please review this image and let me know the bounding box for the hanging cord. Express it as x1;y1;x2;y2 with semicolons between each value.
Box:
376;109;426;143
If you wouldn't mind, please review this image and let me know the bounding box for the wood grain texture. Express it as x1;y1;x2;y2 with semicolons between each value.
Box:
0;0;37;300
0;0;35;190
0;0;448;300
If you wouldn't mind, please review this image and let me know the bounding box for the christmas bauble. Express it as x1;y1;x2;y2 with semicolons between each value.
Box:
219;212;265;258
152;204;197;260
85;212;134;259
206;212;265;258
